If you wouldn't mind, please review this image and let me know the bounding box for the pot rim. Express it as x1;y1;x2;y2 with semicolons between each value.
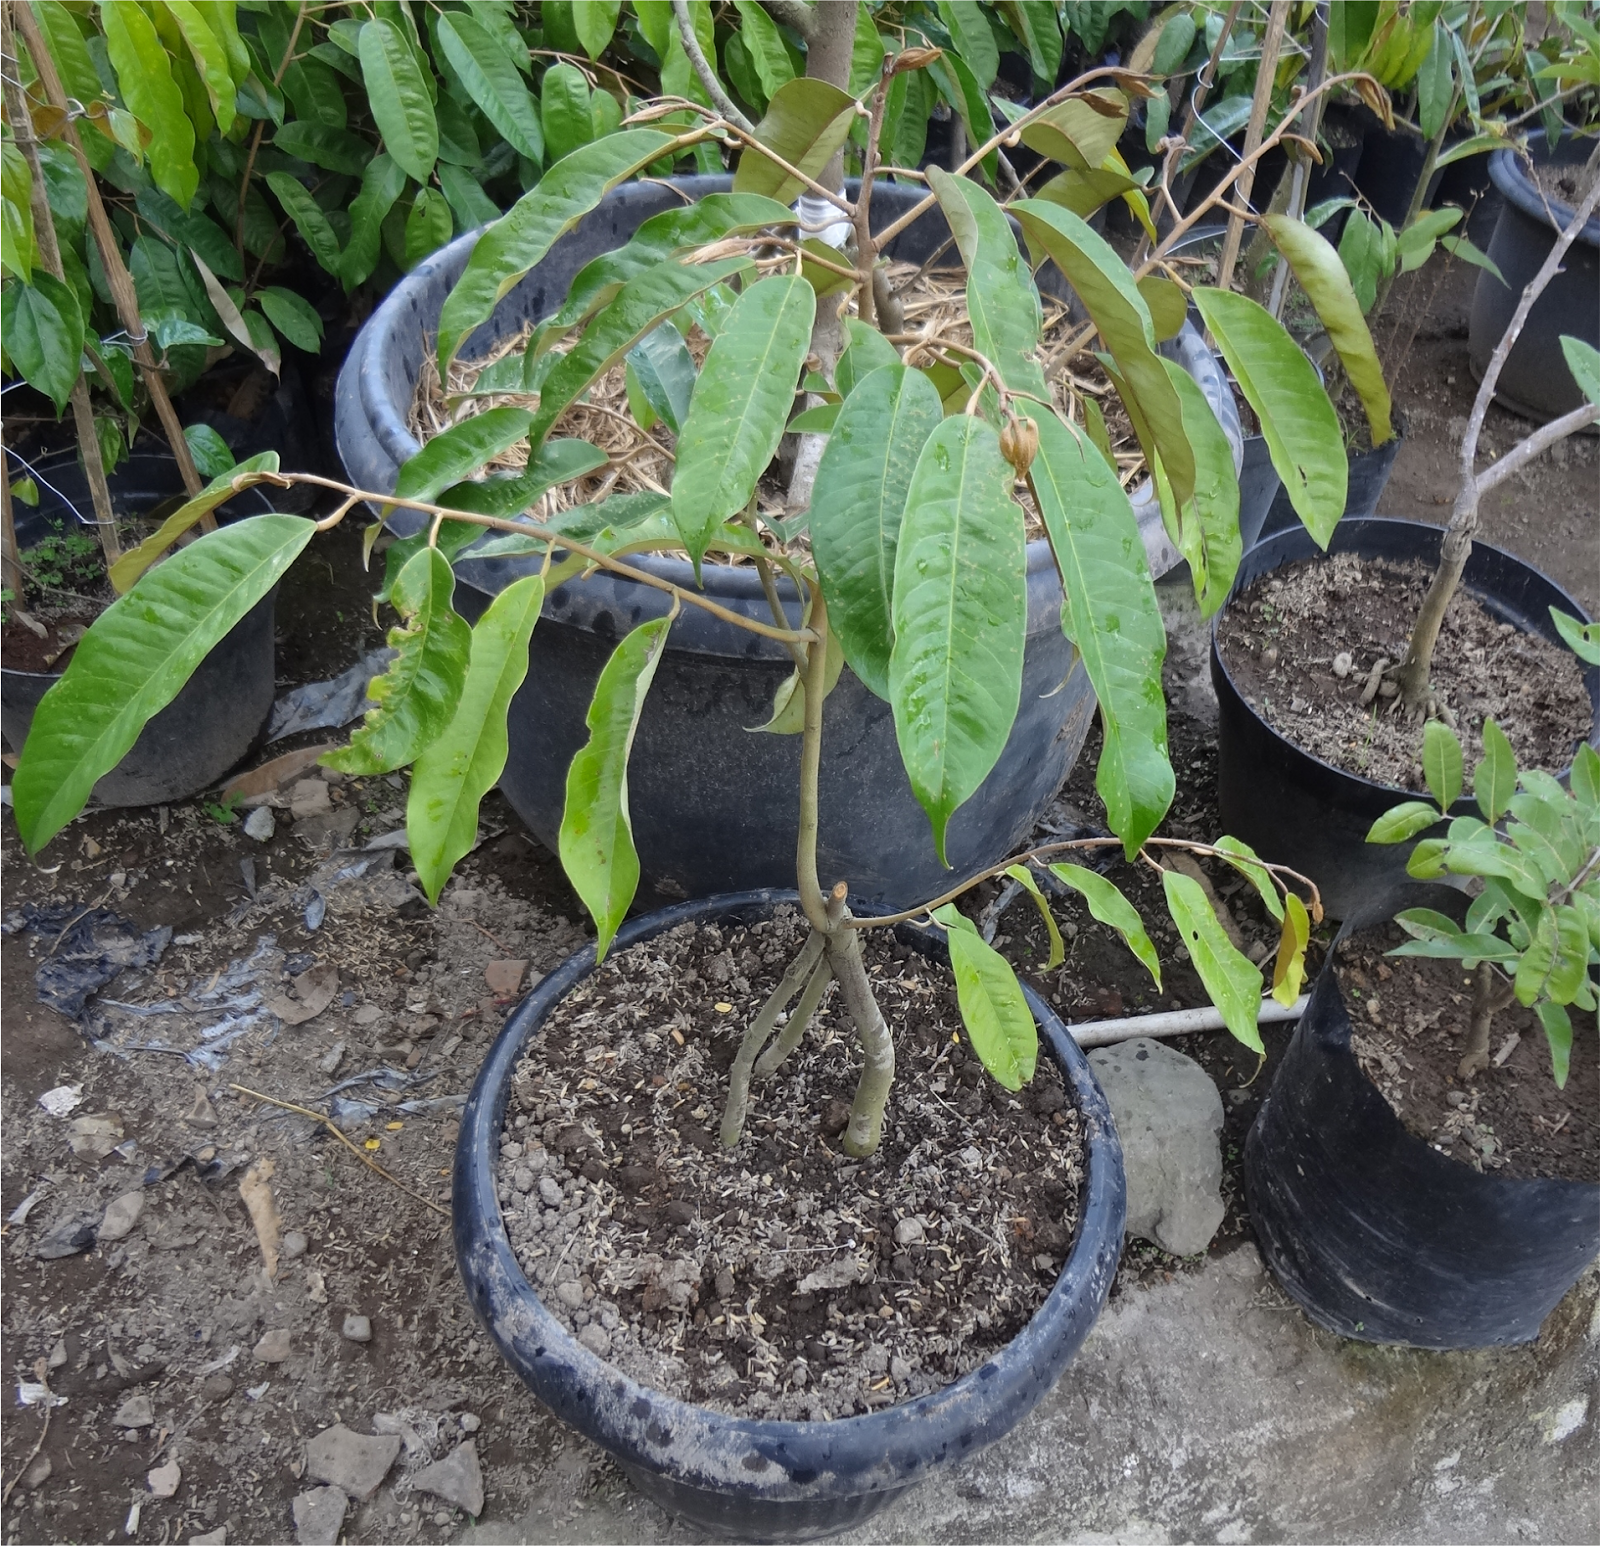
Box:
1487;140;1600;246
1210;516;1599;808
453;887;1126;1500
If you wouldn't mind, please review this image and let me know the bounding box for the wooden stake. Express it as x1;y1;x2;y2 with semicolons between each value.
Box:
1215;0;1290;297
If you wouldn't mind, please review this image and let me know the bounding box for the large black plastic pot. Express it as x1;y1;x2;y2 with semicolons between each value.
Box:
1246;882;1600;1349
454;889;1126;1541
1;452;279;806
1213;518;1600;919
1469;138;1600;423
337;177;1236;908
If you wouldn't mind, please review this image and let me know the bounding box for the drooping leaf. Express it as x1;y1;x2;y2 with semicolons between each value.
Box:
437;129;674;370
560;612;674;960
1;273;82;414
256;286;324;353
1047;862;1161;988
733;78;857;205
528;257;751;446
732;0;795;102
102;0;197;207
1272;892;1311;1007
341;153;408;290
265;172;342;274
1367;800;1446;844
1338;209;1387;314
272;122;372;175
889;415;1026;864
409;575;545;903
1265;214;1393;448
933;905;1037;1089
324;549;471;775
181;424;235;482
1138;275;1187;342
393;407;535;507
835;319;901;399
1025;407;1172;853
671;274;814;573
1416;21;1454;140
811;364;943;700
359;17;438;183
1422;718;1464;812
1474;717;1518;823
1019;92;1128;169
926;45;998;183
1212;834;1286;921
1008;0;1063;85
1005;864;1065;969
438;164;500;233
1163;868;1265;1053
1550;606;1600;666
1561;335;1600;407
1191;287;1346;548
13;517;315;854
937;1;999;87
627;324;697;434
1536;1001;1573;1088
434;438;609;523
540;61;593;167
404;187;454;268
571;0;620;60
751;624;844;735
1154;357;1241;615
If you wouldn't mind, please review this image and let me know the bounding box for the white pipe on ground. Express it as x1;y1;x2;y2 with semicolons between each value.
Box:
1068;995;1309;1049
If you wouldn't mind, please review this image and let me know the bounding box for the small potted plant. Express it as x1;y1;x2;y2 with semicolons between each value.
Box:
1245;718;1599;1350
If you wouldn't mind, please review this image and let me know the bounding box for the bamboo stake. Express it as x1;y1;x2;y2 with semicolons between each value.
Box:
0;447;23;601
1215;0;1290;296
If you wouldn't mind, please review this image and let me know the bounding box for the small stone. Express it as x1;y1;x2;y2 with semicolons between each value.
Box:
22;1455;52;1490
98;1191;146;1243
342;1314;372;1343
289;779;332;819
243;807;275;843
353;1004;383;1026
1332;651;1354;678
1262;646;1279;668
714;1267;735;1301
890;1355;913;1381
146;1459;182;1498
47;1339;67;1370
459;1413;481;1433
318;1042;345;1076
253;1329;293;1363
200;1374;234;1403
578;1323;611;1357
484;959;527;999
410;1439;484;1518
513;1166;535;1194
538;1176;564;1207
434;1511;454;1527
113;1394;155;1429
281;1231;308;1261
303;1424;400;1501
291;1485;348;1546
554;1279;585;1310
185;1088;218;1128
892;1217;925;1247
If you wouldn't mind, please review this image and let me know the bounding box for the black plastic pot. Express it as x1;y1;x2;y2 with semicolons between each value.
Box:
1246;882;1600;1349
1256;426;1405;545
336;177;1236;908
453;889;1126;1542
1;451;279;806
1212;518;1600;919
1348;108;1442;228
1469;137;1600;423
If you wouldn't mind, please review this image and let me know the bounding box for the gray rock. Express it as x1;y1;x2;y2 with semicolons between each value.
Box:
292;1485;347;1546
1089;1038;1225;1257
537;1176;563;1207
113;1394;155;1429
892;1216;925;1246
243;807;275;843
304;1424;400;1501
253;1329;292;1363
411;1440;484;1518
459;1413;481;1433
554;1281;584;1310
281;1231;308;1260
577;1324;610;1358
342;1314;372;1343
98;1191;146;1242
200;1374;234;1403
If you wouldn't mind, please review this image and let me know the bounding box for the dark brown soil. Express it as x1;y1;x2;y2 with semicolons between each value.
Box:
1335;921;1598;1184
1218;552;1592;790
497;906;1085;1421
1532;162;1596;214
1;613;97;674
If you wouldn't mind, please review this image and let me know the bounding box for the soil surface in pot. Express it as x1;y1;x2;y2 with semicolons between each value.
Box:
1334;921;1598;1184
1531;162;1596;211
2;611;96;673
495;906;1085;1422
1217;552;1592;790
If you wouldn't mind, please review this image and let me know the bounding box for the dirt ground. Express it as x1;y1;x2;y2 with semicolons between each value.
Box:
2;242;1596;1546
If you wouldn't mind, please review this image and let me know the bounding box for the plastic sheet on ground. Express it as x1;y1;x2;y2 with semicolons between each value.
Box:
3;903;173;1018
265;649;395;742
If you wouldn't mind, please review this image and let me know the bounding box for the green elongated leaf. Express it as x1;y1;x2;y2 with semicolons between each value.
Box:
1388;932;1520;964
848;2;884;93
1397;207;1461;268
256;286;323;352
1329;0;1379;70
540;194;794;345
1;272;82;414
1191;288;1345;549
733;0;795;100
1422;718;1464;812
437;129;674;371
272;122;370;175
1571;742;1600;811
1562;335;1600;407
1548;906;1593;1005
1138;275;1187;342
438;164;501;233
927;168;1046;399
788;402;840;434
1025;407;1172;853
1551;607;1600;666
1;142;34;281
134;185;241;283
359;17;438;183
1473;717;1517;822
627;324;696;434
812;364;943;701
1005;864;1065;969
435;12;543;162
161;0;236;133
836;319;901;399
33;2;110;170
1212;835;1285;921
889;415;1026;864
1015;200;1196;508
1163;869;1265;1053
341;153;407;290
1048;862;1161;987
404;187;453;268
1338;210;1387;314
933;905;1037;1089
107;453;280;593
672;275;814;573
433;437;609;525
1536;1001;1573;1088
1157;357;1242;615
926;45;998;183
1265;214;1393;448
1368;799;1445;844
14;516;315;855
1019;93;1127;170
102;0;197;207
1008;0;1064;85
937;1;999;87
1179;93;1252;171
1437;233;1503;283
530;257;750;447
1272;892;1311;1006
264;172;342;274
560;612;674;960
571;0;620;60
1416;21;1453;140
541;61;593;167
409;575;545;903
394;407;535;506
325;548;471;775
734;78;857;204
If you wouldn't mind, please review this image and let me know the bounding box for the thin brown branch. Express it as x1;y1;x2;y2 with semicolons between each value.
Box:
672;0;753;132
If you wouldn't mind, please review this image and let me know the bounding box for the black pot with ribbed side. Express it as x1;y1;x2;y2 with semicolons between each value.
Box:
453;890;1126;1542
1;452;279;806
1469;137;1600;424
1245;882;1600;1350
1212;519;1600;919
336;176;1239;908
